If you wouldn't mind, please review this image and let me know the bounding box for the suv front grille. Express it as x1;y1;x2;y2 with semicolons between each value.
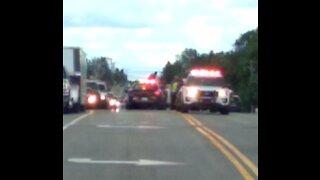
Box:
199;91;217;97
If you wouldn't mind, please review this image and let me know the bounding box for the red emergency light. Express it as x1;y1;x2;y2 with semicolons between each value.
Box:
148;79;156;84
139;79;156;84
154;89;161;96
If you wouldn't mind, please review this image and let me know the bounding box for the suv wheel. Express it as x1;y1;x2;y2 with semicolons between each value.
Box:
181;105;189;113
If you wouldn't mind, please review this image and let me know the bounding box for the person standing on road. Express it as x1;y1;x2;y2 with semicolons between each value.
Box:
148;72;157;80
171;76;180;109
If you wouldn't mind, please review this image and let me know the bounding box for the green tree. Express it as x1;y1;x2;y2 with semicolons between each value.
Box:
231;28;258;111
87;56;128;89
180;48;199;71
161;60;185;84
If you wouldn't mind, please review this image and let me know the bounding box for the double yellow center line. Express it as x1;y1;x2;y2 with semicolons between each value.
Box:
179;113;258;180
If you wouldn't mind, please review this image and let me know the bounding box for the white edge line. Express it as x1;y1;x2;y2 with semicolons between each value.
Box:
63;112;91;131
96;125;166;129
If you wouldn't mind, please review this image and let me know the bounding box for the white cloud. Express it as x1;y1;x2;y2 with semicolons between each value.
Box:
63;0;258;80
63;27;118;43
136;52;178;69
126;42;184;51
209;0;230;10
135;28;153;38
155;12;171;23
184;16;223;51
125;42;184;72
228;7;258;28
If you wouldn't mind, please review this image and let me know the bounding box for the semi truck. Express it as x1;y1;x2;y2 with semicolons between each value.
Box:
63;47;87;113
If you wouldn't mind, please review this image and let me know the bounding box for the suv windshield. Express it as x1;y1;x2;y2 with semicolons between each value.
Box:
98;84;106;91
186;76;225;86
87;82;98;90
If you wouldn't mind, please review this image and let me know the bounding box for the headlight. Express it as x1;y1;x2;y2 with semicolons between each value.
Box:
116;101;121;107
186;87;198;98
101;95;106;100
218;89;227;98
88;95;97;104
109;99;116;106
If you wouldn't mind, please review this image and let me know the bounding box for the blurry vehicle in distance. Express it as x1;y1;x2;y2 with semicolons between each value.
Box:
125;78;167;110
63;66;72;112
85;88;100;109
96;81;109;108
119;94;128;107
107;92;121;109
109;98;120;109
86;80;108;109
229;94;242;112
175;68;231;115
63;47;87;113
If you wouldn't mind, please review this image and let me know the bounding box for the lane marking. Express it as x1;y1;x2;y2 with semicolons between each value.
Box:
63;112;92;131
68;158;185;166
202;126;258;175
179;113;255;180
187;114;258;176
97;125;166;129
180;113;196;126
195;127;254;180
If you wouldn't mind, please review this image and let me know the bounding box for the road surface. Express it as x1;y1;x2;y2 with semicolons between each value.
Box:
63;109;258;180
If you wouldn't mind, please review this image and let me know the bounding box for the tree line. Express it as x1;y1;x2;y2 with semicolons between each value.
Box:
87;57;128;90
161;28;258;112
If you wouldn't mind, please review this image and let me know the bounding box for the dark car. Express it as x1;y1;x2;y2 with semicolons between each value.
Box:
85;88;100;109
229;94;242;112
87;80;108;109
125;79;167;110
106;92;121;109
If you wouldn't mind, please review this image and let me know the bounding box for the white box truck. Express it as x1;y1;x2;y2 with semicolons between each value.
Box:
63;47;87;113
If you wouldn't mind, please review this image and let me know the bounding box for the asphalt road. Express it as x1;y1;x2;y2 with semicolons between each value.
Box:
63;109;258;180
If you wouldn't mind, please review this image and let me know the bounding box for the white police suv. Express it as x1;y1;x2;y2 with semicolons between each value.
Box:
175;68;231;115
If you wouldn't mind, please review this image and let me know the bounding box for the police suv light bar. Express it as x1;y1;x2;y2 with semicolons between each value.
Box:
190;69;222;77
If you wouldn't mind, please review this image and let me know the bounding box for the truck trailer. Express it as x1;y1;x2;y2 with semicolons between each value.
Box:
63;47;87;113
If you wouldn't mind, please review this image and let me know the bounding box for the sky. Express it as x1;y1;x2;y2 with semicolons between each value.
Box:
63;0;258;80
